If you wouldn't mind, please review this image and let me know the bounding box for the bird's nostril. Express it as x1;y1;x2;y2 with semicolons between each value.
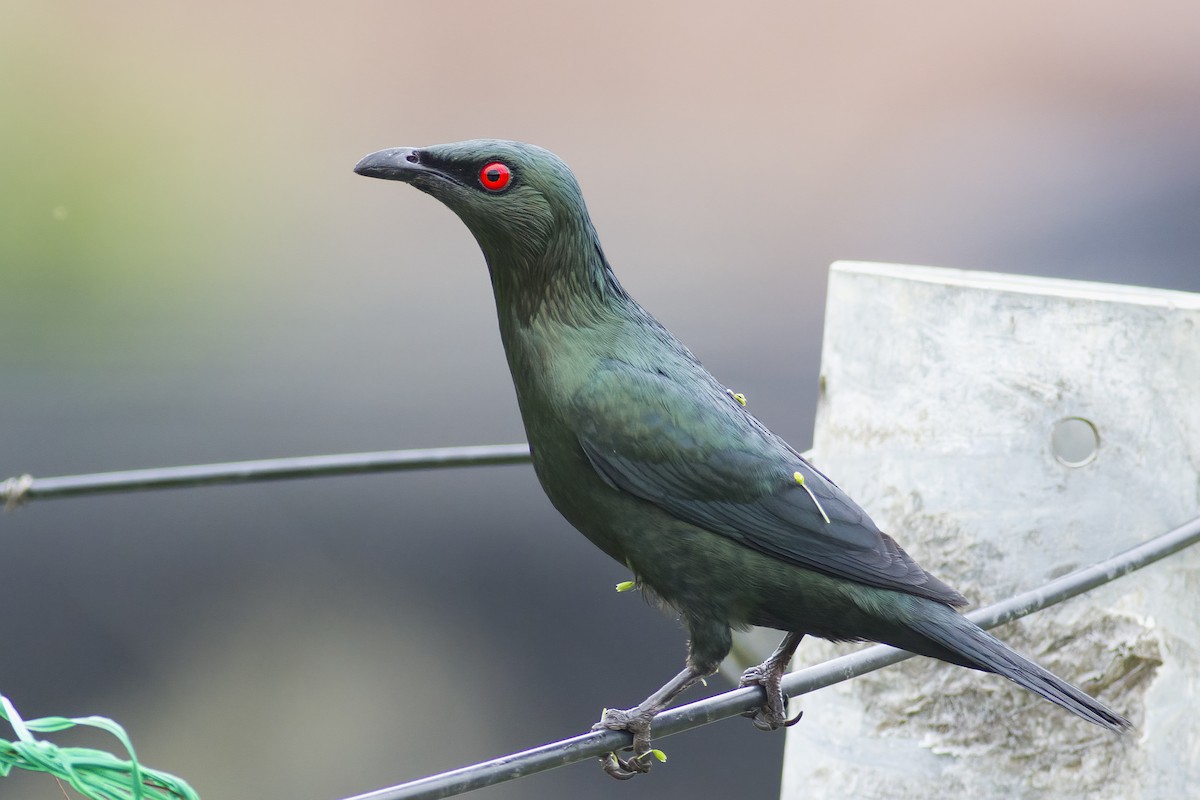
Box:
406;151;419;164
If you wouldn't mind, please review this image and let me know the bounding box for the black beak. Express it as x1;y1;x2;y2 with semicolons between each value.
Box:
354;147;422;181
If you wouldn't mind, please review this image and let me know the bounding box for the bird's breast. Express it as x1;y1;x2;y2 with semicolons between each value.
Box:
495;319;628;552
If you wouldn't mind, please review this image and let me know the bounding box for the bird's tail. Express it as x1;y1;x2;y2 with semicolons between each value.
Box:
904;601;1131;732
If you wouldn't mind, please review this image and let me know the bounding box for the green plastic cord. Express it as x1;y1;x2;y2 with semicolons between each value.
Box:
0;695;198;800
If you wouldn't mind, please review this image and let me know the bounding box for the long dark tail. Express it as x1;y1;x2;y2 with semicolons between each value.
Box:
904;601;1131;732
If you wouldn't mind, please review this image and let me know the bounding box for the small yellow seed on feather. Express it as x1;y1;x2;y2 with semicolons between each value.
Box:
794;471;832;525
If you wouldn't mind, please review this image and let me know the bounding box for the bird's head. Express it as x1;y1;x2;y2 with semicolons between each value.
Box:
354;139;593;270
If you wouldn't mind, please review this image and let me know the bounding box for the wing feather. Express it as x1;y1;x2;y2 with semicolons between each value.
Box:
574;362;965;606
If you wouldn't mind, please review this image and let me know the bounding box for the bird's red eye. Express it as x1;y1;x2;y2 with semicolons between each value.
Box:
479;161;512;192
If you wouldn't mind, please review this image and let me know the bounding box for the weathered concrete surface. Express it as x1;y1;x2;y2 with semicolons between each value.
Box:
781;262;1200;799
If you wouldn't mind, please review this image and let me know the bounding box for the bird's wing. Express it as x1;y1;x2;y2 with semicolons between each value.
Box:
571;361;966;606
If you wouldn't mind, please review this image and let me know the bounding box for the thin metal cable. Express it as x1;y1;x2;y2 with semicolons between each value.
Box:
0;445;532;506
1;474;34;512
5;448;1197;798
337;511;1200;800
0;444;816;507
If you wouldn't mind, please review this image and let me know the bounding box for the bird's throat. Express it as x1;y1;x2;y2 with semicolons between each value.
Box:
484;222;626;330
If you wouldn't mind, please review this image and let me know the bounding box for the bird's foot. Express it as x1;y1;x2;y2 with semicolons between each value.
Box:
593;707;662;779
738;663;803;732
589;665;704;778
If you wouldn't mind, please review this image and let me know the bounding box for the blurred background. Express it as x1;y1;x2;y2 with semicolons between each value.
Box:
3;2;1199;798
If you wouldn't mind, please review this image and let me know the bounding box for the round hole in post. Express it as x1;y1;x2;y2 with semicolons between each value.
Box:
1050;416;1100;467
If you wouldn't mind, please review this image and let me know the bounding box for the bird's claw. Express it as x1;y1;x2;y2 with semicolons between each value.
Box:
738;664;801;731
744;705;804;731
599;750;653;780
594;707;658;779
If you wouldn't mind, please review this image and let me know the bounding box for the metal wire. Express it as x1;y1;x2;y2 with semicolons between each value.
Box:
0;445;533;507
337;511;1200;800
6;446;1197;798
0;445;825;508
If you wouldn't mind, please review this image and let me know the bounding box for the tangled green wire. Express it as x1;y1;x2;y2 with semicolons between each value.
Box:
0;695;198;800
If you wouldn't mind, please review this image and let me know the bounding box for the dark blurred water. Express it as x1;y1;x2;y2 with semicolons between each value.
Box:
3;3;1200;799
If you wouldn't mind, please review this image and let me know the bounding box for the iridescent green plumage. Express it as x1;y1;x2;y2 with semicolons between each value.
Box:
355;140;1129;778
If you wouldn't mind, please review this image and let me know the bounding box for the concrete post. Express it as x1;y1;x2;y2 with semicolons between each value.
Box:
780;262;1200;799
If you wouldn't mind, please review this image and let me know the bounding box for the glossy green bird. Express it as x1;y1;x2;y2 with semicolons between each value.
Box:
354;140;1129;779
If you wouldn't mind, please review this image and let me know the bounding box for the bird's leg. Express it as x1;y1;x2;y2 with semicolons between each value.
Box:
739;631;805;731
593;665;708;779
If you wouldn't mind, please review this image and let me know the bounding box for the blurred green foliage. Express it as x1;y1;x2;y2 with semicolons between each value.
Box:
0;5;283;368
